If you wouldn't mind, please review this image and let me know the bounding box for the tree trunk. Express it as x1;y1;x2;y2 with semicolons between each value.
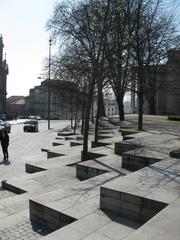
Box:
138;83;144;131
74;95;79;135
82;81;95;161
70;97;74;129
81;89;86;134
94;95;101;143
117;97;125;121
115;92;125;121
99;87;106;117
94;82;104;144
91;98;94;123
149;96;156;115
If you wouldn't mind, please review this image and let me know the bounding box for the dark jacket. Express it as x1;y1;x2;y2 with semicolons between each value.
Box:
0;132;9;146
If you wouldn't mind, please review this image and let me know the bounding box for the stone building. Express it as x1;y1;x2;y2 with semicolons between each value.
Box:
92;96;119;118
131;49;180;115
7;96;25;118
0;35;8;115
25;79;82;120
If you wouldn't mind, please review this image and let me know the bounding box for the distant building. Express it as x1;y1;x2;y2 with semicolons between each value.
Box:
131;49;180;115
25;79;82;120
92;96;119;117
0;35;8;115
7;96;25;118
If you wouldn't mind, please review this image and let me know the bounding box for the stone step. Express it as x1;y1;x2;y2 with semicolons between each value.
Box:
100;158;180;223
91;136;123;148
2;166;79;193
100;187;168;223
25;153;81;173
52;141;64;146
115;141;141;156
46;144;83;159
57;131;76;136
119;129;139;136
77;154;129;180
70;141;83;147
123;197;180;240
122;149;167;171
29;172;119;231
0;167;81;220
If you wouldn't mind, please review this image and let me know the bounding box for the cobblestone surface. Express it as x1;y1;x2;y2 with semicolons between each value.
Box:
0;188;16;200
0;219;52;240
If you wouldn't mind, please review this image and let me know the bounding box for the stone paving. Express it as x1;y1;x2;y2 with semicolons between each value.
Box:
0;118;180;239
0;187;16;200
0;219;52;240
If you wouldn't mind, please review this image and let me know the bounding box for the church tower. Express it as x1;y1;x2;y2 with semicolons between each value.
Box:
0;35;8;116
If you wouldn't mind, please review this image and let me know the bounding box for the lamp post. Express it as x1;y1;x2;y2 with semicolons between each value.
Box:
48;37;52;130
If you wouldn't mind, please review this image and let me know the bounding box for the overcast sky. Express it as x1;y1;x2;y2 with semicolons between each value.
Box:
0;0;180;97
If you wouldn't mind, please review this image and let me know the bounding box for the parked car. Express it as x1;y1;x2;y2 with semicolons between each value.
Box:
0;120;11;133
23;120;38;132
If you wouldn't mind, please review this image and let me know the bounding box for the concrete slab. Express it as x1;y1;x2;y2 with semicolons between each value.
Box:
77;154;129;180
123;197;180;240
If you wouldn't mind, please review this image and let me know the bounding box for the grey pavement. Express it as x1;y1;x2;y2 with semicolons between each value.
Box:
0;116;180;239
0;120;70;182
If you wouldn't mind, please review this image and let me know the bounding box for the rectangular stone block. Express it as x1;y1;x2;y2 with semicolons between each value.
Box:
2;181;26;194
115;142;140;156
25;163;46;173
30;200;77;231
100;187;167;223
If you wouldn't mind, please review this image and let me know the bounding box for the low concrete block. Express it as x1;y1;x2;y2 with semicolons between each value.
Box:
122;151;162;171
47;152;65;159
70;142;83;147
81;151;106;162
52;142;64;146
91;141;111;148
100;187;168;223
30;200;77;231
57;132;75;136
115;142;140;156
25;163;46;173
2;181;27;195
76;164;107;180
119;129;139;136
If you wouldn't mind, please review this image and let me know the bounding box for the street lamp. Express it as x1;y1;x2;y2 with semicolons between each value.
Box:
48;37;52;130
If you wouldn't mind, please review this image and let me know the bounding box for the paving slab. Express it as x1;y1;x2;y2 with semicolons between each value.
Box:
123;197;180;240
77;154;129;180
100;157;180;223
26;153;81;173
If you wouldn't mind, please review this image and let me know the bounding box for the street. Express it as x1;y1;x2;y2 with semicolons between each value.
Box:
0;120;70;182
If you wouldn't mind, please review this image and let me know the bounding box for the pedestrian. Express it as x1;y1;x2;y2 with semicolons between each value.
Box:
0;128;9;161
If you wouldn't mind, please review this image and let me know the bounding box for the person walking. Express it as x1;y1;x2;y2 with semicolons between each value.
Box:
0;129;9;161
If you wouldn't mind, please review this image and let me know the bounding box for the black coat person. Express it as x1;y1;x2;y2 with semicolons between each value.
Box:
0;129;9;160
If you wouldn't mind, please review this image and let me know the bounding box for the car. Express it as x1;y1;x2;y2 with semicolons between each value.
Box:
0;120;11;133
23;120;38;132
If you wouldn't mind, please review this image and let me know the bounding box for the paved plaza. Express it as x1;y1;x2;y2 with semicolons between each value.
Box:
0;117;179;239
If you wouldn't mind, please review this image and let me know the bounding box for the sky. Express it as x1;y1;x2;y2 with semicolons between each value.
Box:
0;0;59;97
0;0;180;98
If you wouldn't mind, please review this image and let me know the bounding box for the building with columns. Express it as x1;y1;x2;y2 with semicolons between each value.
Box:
0;35;8;116
131;49;180;116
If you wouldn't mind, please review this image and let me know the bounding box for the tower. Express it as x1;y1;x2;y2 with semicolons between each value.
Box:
0;35;8;115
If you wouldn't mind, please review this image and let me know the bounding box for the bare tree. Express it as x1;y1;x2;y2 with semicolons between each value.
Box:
47;0;111;160
128;0;176;130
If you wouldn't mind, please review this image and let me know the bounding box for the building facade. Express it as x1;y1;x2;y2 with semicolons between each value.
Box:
25;79;82;120
7;96;25;118
0;35;8;115
131;49;180;115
